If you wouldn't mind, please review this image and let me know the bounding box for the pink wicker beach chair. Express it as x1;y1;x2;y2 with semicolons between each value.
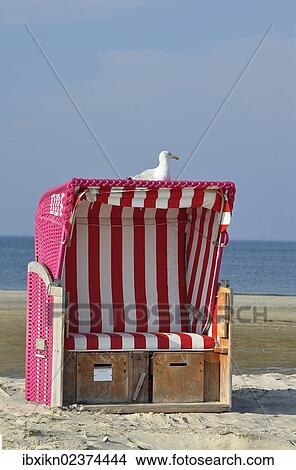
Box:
25;178;235;411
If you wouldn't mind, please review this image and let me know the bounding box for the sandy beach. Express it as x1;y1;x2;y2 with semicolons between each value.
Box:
0;290;295;450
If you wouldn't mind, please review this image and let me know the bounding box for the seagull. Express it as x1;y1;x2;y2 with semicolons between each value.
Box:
129;150;180;181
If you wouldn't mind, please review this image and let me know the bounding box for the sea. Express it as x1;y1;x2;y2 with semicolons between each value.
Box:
0;236;295;295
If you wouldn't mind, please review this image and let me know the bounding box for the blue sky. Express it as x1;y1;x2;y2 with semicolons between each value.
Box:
0;0;295;240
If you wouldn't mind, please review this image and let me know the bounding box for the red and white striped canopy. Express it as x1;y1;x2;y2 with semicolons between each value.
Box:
63;182;234;350
76;185;232;233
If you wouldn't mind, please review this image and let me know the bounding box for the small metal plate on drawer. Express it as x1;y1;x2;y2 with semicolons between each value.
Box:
36;338;47;350
93;365;112;382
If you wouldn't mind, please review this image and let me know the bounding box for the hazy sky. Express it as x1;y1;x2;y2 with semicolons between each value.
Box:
0;1;295;240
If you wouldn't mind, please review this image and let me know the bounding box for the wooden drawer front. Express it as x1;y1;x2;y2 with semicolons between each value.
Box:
152;352;204;403
77;352;129;404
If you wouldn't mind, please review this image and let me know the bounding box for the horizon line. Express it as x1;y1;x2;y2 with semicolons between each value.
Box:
0;235;296;243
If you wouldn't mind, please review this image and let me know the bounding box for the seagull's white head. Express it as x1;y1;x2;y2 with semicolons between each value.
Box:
159;150;180;162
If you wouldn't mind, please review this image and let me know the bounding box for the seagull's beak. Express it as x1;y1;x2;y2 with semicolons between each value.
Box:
170;154;180;160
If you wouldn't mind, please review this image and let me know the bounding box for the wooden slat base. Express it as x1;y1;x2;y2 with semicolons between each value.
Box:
63;349;232;411
81;401;231;414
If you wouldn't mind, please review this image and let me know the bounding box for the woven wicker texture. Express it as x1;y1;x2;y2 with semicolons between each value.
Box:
25;272;54;406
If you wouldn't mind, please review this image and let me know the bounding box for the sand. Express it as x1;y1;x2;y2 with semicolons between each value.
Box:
0;290;295;450
1;373;296;450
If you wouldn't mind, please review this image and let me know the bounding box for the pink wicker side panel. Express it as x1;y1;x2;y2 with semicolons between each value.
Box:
25;272;54;405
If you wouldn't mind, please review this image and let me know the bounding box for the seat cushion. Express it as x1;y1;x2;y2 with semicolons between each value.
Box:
64;332;215;351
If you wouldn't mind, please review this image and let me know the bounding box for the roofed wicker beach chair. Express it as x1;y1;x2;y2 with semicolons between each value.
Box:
25;178;235;412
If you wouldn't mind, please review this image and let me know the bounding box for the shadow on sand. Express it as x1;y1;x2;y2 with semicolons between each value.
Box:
232;387;296;415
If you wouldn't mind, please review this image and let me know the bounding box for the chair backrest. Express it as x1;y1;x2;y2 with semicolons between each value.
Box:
65;202;189;333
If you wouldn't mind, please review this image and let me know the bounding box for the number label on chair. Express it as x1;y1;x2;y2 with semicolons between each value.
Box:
49;193;65;217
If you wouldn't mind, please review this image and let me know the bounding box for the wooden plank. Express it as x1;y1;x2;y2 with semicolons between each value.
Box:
218;286;233;407
82;401;230;414
220;354;231;405
76;352;129;405
27;261;52;287
128;352;149;403
63;351;77;405
213;346;228;354
220;338;229;348
152;352;204;403
217;287;231;339
204;352;220;363
51;286;65;407
132;373;146;401
204;352;220;402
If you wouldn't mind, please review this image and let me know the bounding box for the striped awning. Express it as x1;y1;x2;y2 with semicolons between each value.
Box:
82;185;232;233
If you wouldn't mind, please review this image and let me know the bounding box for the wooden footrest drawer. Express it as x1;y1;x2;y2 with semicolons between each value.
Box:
152;352;204;403
64;351;149;405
